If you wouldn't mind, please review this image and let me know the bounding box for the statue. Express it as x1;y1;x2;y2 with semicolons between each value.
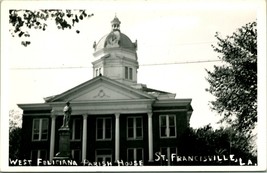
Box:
62;102;72;128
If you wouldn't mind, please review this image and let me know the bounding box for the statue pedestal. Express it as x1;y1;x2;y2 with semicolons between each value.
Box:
54;127;71;160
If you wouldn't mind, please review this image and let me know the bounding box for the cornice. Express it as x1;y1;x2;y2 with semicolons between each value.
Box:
17;103;51;111
93;47;136;57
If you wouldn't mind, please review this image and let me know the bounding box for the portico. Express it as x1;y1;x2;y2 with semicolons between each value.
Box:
45;77;156;162
51;111;154;162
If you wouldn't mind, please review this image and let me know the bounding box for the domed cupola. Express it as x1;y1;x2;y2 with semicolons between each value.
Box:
92;16;139;86
93;16;137;52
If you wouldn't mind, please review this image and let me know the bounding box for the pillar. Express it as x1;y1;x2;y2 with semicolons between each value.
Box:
49;110;56;161
148;112;153;162
115;113;120;161
82;114;88;161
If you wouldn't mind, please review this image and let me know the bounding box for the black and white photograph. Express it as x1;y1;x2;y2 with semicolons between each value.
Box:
1;0;266;172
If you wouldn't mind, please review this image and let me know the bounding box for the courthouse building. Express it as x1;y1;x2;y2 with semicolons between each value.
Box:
18;16;193;166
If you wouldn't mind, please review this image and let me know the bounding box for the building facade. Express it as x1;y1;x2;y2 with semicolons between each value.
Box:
18;16;193;166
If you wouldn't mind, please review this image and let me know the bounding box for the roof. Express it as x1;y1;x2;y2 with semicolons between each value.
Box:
141;87;169;94
121;83;176;99
44;75;155;103
19;76;192;113
94;31;136;52
43;75;180;103
111;16;121;25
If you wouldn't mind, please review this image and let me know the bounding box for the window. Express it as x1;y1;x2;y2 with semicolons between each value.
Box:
96;118;112;140
96;149;112;163
125;67;128;79
127;148;143;161
95;67;102;76
32;118;49;141
71;118;82;141
127;117;143;140
160;147;177;165
129;68;133;80
125;66;133;80
159;115;176;138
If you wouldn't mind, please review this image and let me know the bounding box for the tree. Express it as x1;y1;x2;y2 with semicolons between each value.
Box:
206;21;257;134
9;109;22;160
179;125;257;165
9;127;22;160
9;9;93;46
9;109;22;132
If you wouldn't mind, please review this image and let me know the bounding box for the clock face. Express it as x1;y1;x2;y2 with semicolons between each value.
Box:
108;34;117;44
106;31;120;47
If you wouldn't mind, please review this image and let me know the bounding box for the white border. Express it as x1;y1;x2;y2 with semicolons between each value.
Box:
1;0;266;172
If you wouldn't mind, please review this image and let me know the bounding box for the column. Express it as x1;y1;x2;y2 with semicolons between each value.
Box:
49;110;56;161
148;112;153;162
82;114;88;161
115;113;120;161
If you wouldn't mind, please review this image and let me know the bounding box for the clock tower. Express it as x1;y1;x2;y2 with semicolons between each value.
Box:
92;16;138;86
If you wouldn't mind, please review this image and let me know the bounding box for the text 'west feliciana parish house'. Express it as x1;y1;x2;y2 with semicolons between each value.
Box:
17;16;193;166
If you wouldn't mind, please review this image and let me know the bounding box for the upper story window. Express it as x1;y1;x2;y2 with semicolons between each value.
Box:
95;67;102;76
96;117;112;140
127;117;143;140
159;115;176;138
125;66;133;80
71;118;82;141
32;118;48;141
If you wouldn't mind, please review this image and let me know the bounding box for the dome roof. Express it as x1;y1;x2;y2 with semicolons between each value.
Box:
93;16;137;52
94;31;137;52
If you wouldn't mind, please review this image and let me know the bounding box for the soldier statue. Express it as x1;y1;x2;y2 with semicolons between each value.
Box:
62;102;72;128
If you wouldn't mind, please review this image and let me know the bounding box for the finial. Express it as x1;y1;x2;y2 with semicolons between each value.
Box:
134;40;138;50
93;41;96;50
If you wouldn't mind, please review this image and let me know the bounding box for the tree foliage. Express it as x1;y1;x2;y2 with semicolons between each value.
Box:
179;125;257;165
206;21;257;134
9;9;93;46
9;110;22;160
9;109;22;132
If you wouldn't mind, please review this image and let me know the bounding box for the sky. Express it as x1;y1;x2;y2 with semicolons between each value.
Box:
2;0;263;129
